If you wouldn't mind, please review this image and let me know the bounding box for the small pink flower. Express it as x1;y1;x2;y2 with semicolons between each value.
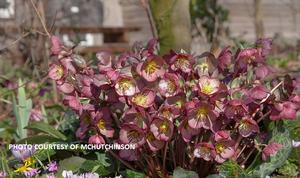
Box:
46;161;58;173
238;117;259;137
50;36;62;55
130;89;155;108
198;76;220;96
146;132;165;151
187;100;216;130
150;117;174;141
270;101;298;120
136;55;165;82
179;119;200;142
158;73;181;97
262;143;282;161
48;64;65;81
92;108;115;138
165;51;194;73
194;143;216;161
30;108;43;121
119;124;145;147
115;76;137;96
88;135;106;144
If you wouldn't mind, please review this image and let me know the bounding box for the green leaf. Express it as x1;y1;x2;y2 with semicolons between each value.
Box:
205;174;223;178
277;160;298;177
218;161;247;178
25;121;67;141
58;156;86;175
13;79;32;140
126;170;148;178
80;153;111;176
17;135;61;144
173;167;199;178
249;127;292;178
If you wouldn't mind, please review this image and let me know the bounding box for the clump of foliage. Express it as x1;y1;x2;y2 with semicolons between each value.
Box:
46;36;300;177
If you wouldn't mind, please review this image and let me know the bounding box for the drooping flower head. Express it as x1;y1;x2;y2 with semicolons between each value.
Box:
150;117;174;141
238;117;259;137
270;101;298;120
130;89;155;108
115;76;137;96
194;143;216;161
92;108;115;138
122;107;148;129
158;73;181;97
88;135;106;145
146;132;165;151
136;55;165;82
213;131;235;163
224;99;248;119
198;76;220;96
119;124;145;147
187;100;216;130
262;143;282;161
179;119;200;142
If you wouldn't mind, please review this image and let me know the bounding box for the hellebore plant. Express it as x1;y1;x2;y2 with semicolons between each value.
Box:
48;37;300;177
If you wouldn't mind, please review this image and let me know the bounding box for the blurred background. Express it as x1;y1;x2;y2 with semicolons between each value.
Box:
0;0;300;141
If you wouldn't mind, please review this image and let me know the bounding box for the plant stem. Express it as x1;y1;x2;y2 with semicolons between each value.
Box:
163;142;168;171
108;151;135;170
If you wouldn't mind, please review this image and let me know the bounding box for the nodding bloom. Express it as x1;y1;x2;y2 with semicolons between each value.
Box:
115;76;137;96
158;73;181;97
119;148;140;161
165;51;194;73
48;63;65;81
150;117;174;141
50;36;62;55
262;143;282;161
270;101;298;120
46;161;58;173
186;100;216;130
234;48;261;74
194;143;216;161
213;131;235;163
165;94;186;110
130;89;155;108
136;55;165;82
146;132;165;151
216;46;232;73
119;124;145;147
92;108;115;138
122;107;148;130
255;38;272;58
88;135;106;145
157;104;180;121
198;76;220;96
179;119;200;142
247;85;269;101
238;117;259;137
224;99;248;119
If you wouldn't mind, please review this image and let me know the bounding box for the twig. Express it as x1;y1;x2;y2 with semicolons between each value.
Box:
29;0;51;38
0;32;31;51
140;0;157;39
163;142;168;171
260;81;283;104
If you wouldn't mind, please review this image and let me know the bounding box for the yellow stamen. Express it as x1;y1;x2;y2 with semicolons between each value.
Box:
145;60;158;74
216;143;225;154
132;93;147;106
97;119;106;130
196;107;208;119
159;122;168;133
202;82;214;95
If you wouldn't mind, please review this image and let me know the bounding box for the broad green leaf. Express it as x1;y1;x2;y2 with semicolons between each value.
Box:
173;167;198;178
277;160;298;177
25;121;67;141
13;79;32;140
58;156;86;175
126;170;147;178
17;135;61;144
249;127;292;178
80;160;110;176
218;161;247;178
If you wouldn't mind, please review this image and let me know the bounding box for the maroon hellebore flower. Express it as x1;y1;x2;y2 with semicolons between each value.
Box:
119;149;140;161
92;108;115;138
262;143;282;161
136;55;165;82
238;117;259;137
194;142;216;161
214;131;235;163
179;119;200;142
88;135;106;144
150;117;174;141
198;75;220;96
50;36;62;55
130;89;155;108
122;107;148;130
48;64;65;81
158;73;181;97
186;100;216;130
270;101;298;120
165;51;194;73
224;99;248;119
146;132;165;151
119;124;145;147
115;76;137;96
